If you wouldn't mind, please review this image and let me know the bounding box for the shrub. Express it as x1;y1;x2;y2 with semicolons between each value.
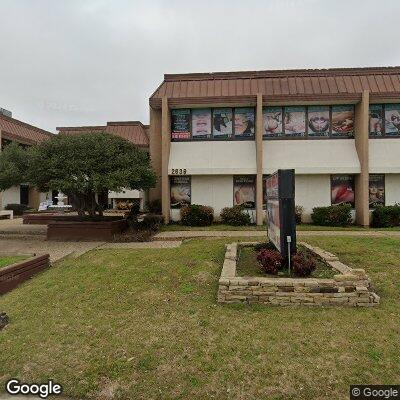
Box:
311;204;352;227
148;199;162;214
256;249;284;275
141;214;163;231
220;205;251;226
292;252;316;277
371;205;400;227
295;205;304;224
5;203;31;216
180;204;214;226
254;242;276;252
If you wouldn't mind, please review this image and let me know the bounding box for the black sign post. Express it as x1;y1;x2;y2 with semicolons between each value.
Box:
265;169;296;264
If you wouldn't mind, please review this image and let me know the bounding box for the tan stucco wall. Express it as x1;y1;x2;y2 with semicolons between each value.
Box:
149;107;162;203
354;90;370;226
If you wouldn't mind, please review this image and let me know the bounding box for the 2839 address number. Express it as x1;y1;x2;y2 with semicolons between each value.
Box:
171;168;187;175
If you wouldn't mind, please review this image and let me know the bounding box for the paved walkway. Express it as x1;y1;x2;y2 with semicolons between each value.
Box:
0;238;182;262
155;230;400;240
0;218;46;236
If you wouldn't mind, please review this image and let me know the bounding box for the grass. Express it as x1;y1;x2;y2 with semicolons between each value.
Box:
1;236;400;399
0;256;27;269
160;223;400;232
237;245;336;279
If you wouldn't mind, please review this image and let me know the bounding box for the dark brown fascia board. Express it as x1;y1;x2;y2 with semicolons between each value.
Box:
149;93;367;109
163;66;400;82
0;113;54;137
56;126;106;132
1;131;37;145
107;121;145;127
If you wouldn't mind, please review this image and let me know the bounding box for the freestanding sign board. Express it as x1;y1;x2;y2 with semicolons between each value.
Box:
266;169;296;258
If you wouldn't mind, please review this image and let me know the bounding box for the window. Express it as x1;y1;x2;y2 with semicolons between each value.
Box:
213;108;233;138
234;108;255;138
170;176;191;208
331;175;355;207
331;105;354;137
283;106;306;137
171;109;191;140
384;104;400;136
308;106;330;137
369;174;385;208
233;176;256;209
262;174;271;208
171;107;255;141
263;105;355;139
369;105;384;137
192;109;212;139
263;107;283;138
369;104;400;137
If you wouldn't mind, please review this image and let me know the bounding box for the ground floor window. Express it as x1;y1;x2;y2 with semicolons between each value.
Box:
170;176;191;208
369;174;385;208
233;176;256;209
331;175;355;207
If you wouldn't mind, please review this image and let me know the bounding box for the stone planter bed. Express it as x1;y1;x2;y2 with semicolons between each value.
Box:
218;242;380;307
0;254;50;295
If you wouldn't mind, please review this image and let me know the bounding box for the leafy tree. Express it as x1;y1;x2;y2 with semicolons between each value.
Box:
0;142;30;189
0;132;156;217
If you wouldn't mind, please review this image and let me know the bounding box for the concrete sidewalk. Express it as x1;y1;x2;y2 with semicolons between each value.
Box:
154;230;400;240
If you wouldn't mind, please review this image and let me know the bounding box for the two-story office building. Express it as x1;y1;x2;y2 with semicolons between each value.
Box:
148;67;400;226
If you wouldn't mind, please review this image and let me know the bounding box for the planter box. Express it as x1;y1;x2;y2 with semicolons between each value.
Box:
23;213;80;225
0;254;50;295
47;219;127;241
218;242;380;307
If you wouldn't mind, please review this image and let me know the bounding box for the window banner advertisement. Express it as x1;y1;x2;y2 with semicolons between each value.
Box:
171;109;190;140
308;106;330;137
170;176;191;208
263;107;283;137
283;106;306;136
265;170;296;257
233;176;255;209
385;104;400;136
191;109;211;139
212;108;233;138
369;174;385;208
331;175;355;207
234;108;255;137
369;105;384;137
332;105;354;137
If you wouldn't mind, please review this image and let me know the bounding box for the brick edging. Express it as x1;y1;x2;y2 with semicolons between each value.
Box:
0;254;50;295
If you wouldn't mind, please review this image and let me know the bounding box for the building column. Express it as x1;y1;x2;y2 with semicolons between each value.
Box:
161;97;171;224
354;90;370;227
256;93;264;225
149;107;162;203
0;129;2;209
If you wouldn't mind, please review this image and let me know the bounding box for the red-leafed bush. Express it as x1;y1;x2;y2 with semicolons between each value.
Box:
256;249;284;275
292;253;316;277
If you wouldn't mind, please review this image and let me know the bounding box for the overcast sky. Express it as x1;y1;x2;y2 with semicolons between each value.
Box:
0;0;399;132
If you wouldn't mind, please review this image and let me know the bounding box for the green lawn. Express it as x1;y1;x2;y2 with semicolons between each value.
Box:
0;256;27;269
1;236;399;399
160;223;400;232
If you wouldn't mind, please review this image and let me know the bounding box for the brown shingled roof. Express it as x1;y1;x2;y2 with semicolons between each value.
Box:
150;66;400;108
0;113;53;145
57;121;149;147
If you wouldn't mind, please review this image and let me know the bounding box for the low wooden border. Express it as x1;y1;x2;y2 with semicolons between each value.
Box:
218;242;380;307
0;254;50;295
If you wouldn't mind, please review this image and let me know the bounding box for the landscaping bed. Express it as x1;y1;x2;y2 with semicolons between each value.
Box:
219;241;380;306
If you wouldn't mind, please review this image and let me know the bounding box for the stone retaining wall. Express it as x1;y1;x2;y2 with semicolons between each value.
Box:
218;242;380;307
